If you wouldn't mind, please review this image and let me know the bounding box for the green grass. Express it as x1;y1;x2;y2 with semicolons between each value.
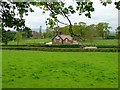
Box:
82;39;118;46
6;38;51;45
0;50;2;89
2;50;118;88
2;38;118;46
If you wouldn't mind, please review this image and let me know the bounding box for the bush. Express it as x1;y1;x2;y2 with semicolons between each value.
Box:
45;44;81;48
1;44;119;49
105;35;116;39
2;47;118;52
96;45;119;48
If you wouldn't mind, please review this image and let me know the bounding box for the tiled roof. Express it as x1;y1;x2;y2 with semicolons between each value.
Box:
59;34;73;40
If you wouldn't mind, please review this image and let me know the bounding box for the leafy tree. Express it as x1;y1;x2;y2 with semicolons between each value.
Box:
116;26;120;39
1;2;34;30
77;22;87;40
42;26;55;38
15;31;22;45
96;22;111;39
30;1;119;37
2;30;15;45
0;0;120;43
32;1;95;37
1;2;34;44
85;24;97;44
22;27;32;38
58;22;87;41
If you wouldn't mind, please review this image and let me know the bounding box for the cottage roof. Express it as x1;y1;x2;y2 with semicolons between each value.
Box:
59;34;73;40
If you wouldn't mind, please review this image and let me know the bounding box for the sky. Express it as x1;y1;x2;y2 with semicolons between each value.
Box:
24;0;119;32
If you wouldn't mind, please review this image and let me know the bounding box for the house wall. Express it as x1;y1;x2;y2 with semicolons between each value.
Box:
32;32;39;38
52;39;62;44
52;35;62;44
52;35;74;44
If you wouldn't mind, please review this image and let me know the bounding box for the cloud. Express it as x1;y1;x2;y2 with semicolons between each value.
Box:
24;6;50;29
24;1;118;32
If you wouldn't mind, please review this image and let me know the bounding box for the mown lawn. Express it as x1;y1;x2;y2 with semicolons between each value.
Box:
2;50;118;88
6;38;51;45
2;38;118;46
0;50;2;89
81;39;118;46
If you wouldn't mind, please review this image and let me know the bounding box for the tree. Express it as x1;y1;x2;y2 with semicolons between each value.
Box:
22;27;32;38
2;30;15;45
1;0;120;43
116;26;120;39
1;1;34;44
15;31;22;45
30;1;119;37
39;26;42;38
32;1;95;37
46;26;55;38
85;24;97;44
96;22;111;39
1;2;34;31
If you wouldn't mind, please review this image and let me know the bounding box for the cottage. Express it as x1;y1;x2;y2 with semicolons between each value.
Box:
32;31;39;38
52;34;79;44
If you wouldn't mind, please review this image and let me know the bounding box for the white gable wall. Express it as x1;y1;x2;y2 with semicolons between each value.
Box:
54;35;61;40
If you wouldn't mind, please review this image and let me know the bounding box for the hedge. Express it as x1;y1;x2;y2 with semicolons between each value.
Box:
1;44;119;48
2;47;119;52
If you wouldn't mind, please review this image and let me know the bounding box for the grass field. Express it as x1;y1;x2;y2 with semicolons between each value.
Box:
7;38;51;45
0;50;2;89
3;38;118;46
2;50;118;88
81;39;118;46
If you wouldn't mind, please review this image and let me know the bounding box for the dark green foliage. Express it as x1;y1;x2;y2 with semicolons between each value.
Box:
1;2;33;30
114;1;120;10
2;44;119;48
76;2;94;18
43;27;55;38
2;30;15;45
22;27;32;38
2;46;118;52
1;2;33;45
15;31;22;45
97;45;119;48
44;44;81;48
96;22;111;39
115;26;120;39
105;35;117;39
1;1;120;45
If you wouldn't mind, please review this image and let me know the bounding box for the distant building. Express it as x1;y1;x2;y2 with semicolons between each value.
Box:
52;34;79;44
32;31;39;38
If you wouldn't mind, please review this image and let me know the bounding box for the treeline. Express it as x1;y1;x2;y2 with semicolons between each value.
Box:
42;22;119;42
1;27;32;45
1;22;120;45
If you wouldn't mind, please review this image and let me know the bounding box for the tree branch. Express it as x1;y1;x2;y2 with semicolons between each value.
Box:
46;3;68;26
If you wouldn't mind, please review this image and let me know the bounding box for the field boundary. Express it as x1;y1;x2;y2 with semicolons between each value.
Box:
2;47;119;52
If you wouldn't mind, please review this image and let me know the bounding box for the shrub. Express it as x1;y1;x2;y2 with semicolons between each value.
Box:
105;35;116;39
1;44;119;49
2;47;118;52
96;45;119;48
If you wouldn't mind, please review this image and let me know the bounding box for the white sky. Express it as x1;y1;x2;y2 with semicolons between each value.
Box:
24;0;119;32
